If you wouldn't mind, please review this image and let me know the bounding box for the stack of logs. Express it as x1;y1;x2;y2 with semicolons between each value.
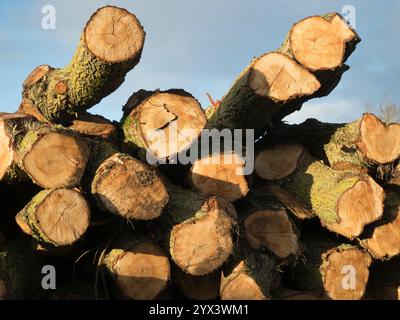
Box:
0;6;399;300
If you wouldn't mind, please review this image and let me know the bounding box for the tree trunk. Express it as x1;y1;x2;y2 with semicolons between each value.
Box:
361;192;400;259
261;114;400;172
103;232;170;300
188;151;249;202
206;52;320;133
68;113;117;139
284;235;371;300
121;89;206;162
21;6;145;123
172;266;220;300
255;143;384;238
15;123;90;188
15;188;91;247
279;13;360;98
151;183;237;276
220;240;279;300
235;189;302;261
0;113;35;183
85;141;169;220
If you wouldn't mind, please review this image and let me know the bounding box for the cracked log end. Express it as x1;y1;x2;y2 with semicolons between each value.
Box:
170;196;236;276
289;13;360;71
16;188;90;246
249;52;320;102
122;90;206;160
92;153;169;220
20;130;90;188
189;151;249;202
84;6;145;63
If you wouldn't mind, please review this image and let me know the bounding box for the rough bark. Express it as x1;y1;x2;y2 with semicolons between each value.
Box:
14;123;90;188
0;113;35;183
15;188;91;247
220;240;279;300
21;6;145;123
68;113;117;139
255;143;384;238
206;52;320;133
279;12;360;98
151;183;237;276
121;89;206;162
85;141;169;220
103;232;170;300
262;114;400;172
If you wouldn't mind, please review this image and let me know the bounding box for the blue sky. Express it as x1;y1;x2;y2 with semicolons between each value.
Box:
0;0;399;123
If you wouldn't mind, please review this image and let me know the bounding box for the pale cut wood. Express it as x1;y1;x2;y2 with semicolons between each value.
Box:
189;151;249;202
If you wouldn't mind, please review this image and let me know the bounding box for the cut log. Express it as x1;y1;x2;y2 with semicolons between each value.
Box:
0;113;35;183
69;113;117;139
206;52;320;132
0;241;39;300
236;189;301;261
173;266;220;300
121;89;206;162
361;192;400;259
220;240;279;300
189;151;249;202
15;188;90;247
280;12;360;97
262;114;400;172
85;142;169;220
22;6;145;123
255;143;384;238
103;233;170;300
285;236;371;300
14;124;90;188
153;183;237;276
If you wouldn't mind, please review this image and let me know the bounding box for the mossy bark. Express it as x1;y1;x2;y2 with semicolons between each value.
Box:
0;114;37;184
278;151;380;237
220;240;279;300
22;7;144;124
261;117;373;172
205;55;314;134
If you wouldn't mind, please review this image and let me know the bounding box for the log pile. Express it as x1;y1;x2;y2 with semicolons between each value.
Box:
0;6;399;300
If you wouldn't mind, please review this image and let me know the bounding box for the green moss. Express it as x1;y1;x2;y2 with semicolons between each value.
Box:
284;152;359;224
